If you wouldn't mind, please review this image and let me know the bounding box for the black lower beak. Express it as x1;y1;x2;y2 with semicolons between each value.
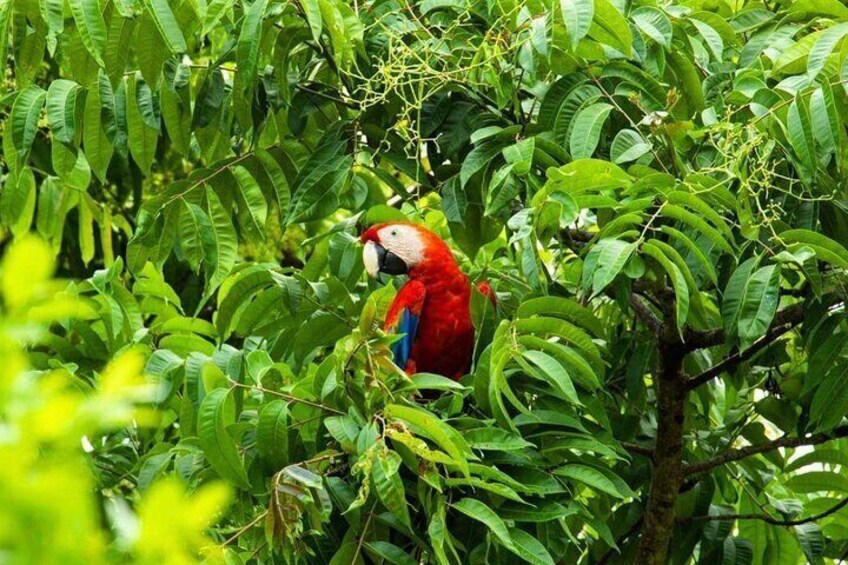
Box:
375;243;409;275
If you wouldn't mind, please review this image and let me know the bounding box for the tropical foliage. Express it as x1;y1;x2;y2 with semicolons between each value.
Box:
3;0;848;562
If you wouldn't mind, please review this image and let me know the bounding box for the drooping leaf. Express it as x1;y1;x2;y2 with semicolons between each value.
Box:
569;103;613;160
737;264;780;351
257;400;289;470
11;86;47;158
560;0;594;48
69;0;107;65
198;388;250;488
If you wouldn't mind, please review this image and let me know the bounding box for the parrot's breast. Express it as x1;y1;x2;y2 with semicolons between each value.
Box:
410;272;474;379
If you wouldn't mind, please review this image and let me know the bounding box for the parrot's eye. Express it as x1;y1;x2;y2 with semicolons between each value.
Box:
391;230;398;236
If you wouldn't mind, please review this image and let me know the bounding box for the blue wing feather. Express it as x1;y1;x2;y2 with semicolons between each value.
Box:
391;308;419;369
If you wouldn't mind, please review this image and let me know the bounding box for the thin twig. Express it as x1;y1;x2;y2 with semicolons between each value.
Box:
220;510;268;546
684;425;848;475
681;497;848;526
229;380;346;415
352;504;376;563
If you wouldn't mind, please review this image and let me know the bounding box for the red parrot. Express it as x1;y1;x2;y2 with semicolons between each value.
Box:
360;222;495;380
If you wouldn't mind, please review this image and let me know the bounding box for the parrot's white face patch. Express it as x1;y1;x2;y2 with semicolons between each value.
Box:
377;225;425;268
363;240;380;278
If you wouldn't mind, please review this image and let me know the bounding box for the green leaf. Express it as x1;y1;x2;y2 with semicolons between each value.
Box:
160;62;191;155
503;138;535;175
773;30;822;75
203;0;237;35
642;240;690;331
585;238;636;297
0;168;37;235
807;22;848;80
589;0;631;57
464;428;534;451
257;399;289;470
661;204;734;254
372;449;410;527
809;363;848;431
554;464;628;498
534;158;630;206
11;86;47;158
517;296;603;338
198;388;250;488
46;80;83;146
690;18;724;60
518;336;601;390
143;0;187;53
666;191;733;241
231;165;268;242
399;373;469;392
134;75;161;130
509;529;556;565
215;268;275;337
78;195;95;265
384;404;471;477
178;200;213;272
298;0;323;43
126;75;158;175
611;129;651;164
204;190;238;294
461;139;508;187
0;2;11;96
660;226;718;285
722;257;758;342
794;523;825;564
287;141;352;224
256;149;291;214
786;448;848;473
234;0;269;106
452;498;516;551
515;317;602;368
632;7;672;48
569;103;613;160
787;98;816;181
521;349;581;405
84;77;114;181
192;68;226;129
69;0;107;66
780;229;848;270
784;471;848;493
790;0;848;19
737;264;780;351
498;501;576;522
41;0;64;36
364;542;416;565
560;0;594;48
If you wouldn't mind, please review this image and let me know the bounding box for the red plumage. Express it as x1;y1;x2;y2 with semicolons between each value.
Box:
361;222;493;380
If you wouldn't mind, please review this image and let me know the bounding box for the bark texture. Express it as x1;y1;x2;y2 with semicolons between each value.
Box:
635;340;686;565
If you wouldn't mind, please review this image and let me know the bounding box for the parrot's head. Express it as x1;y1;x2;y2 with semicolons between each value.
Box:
360;222;454;279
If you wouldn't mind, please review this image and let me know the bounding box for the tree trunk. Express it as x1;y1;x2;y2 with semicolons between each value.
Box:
635;341;687;565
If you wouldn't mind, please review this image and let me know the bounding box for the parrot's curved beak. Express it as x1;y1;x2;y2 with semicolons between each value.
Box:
363;241;408;278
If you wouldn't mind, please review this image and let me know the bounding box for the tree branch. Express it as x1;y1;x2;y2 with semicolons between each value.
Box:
684;320;800;391
683;302;807;353
684;426;848;475
623;442;654;458
630;294;663;337
680;496;848;526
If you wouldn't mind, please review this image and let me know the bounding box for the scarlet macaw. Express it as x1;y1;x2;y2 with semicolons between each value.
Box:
360;222;494;380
